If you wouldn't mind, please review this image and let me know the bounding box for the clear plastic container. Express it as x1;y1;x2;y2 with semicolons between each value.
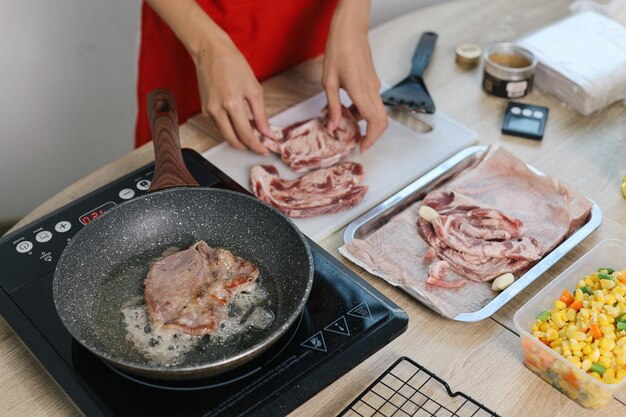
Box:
513;239;626;409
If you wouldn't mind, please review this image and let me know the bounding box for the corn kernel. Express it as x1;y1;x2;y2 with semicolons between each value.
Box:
555;300;567;310
601;280;616;290
540;322;550;332
546;327;559;341
583;345;592;355
551;312;565;328
577;280;586;289
598;313;609;326
551;338;562;347
591;349;601;362
594;290;605;303
601;338;616;352
531;323;539;332
574;288;584;301
582;359;593;371
568;356;582;367
590;371;602;380
566;308;576;322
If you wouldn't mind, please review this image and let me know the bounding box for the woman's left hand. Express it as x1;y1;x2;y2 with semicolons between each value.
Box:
323;0;388;153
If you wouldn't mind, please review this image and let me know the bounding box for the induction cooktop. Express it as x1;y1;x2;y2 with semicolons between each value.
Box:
0;149;408;417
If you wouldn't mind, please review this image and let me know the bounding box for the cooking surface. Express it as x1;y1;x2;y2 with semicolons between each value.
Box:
2;0;626;416
200;91;477;241
0;150;407;416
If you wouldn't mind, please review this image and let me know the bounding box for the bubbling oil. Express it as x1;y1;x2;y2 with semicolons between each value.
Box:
121;281;274;367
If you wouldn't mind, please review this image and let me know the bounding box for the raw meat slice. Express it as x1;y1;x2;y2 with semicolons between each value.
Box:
144;241;258;335
418;189;542;282
250;162;368;218
254;106;361;173
426;260;466;288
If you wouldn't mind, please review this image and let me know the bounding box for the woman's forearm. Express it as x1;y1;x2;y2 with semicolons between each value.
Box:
332;0;371;33
145;0;231;60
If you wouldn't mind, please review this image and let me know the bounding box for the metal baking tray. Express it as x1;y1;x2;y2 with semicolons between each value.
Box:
343;145;602;322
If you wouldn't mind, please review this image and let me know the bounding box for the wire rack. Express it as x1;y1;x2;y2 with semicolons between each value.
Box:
339;357;500;417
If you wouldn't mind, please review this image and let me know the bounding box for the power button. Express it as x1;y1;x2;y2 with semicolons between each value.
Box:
16;241;33;253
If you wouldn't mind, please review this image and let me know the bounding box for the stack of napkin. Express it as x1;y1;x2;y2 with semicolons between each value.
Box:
518;11;626;115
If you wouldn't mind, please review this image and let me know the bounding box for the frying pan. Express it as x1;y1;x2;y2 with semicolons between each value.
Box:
53;89;313;380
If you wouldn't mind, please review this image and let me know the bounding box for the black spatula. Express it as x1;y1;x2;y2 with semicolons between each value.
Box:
381;32;438;113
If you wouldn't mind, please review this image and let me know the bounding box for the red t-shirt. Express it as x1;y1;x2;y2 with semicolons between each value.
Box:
136;0;339;148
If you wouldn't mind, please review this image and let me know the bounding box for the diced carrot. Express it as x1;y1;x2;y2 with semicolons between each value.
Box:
559;289;575;306
540;338;551;347
564;370;580;390
619;277;626;285
590;323;603;339
569;300;583;311
522;338;537;352
538;348;555;367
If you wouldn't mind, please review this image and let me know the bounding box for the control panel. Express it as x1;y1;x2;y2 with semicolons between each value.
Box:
0;170;155;293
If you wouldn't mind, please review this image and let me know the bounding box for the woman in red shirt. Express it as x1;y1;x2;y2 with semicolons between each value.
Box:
137;0;387;154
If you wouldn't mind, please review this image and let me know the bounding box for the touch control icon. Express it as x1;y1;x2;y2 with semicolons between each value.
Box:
136;179;151;191
54;221;72;233
347;302;371;319
36;231;52;243
119;188;135;200
16;241;33;253
301;331;327;352
324;316;350;336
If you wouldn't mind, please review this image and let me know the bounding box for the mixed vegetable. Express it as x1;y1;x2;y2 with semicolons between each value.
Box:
531;268;626;384
521;267;626;408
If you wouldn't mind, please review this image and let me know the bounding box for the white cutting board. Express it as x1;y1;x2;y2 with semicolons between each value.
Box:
201;91;477;242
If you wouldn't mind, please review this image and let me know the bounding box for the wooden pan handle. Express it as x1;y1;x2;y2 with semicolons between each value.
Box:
147;89;199;192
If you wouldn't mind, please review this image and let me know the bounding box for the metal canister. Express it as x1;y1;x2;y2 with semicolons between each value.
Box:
482;43;537;99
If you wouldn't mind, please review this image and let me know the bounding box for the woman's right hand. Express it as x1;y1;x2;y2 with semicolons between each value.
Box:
192;37;273;154
146;0;274;154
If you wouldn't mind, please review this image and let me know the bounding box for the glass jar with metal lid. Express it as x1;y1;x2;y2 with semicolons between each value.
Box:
482;42;538;99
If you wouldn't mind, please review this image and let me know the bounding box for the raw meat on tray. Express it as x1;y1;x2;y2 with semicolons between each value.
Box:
250;162;368;218
339;145;593;318
253;105;361;173
417;190;542;283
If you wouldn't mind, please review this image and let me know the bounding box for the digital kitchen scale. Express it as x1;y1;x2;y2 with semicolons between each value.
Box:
0;149;408;417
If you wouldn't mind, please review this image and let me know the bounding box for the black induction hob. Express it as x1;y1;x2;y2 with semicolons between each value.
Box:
0;149;408;417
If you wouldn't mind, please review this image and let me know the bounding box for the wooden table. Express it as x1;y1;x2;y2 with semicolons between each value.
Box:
2;0;626;415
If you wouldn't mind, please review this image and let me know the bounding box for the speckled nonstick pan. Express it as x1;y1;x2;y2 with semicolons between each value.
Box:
52;89;313;380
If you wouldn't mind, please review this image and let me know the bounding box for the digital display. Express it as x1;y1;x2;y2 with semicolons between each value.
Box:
79;202;117;225
507;116;541;133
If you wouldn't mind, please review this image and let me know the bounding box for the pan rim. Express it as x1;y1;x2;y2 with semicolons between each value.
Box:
53;187;314;376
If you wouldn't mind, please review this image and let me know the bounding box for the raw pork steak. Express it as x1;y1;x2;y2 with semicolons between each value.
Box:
144;241;258;335
418;190;542;283
250;162;367;218
254;106;361;173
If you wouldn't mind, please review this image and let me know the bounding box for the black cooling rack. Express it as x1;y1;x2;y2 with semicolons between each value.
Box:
339;357;500;417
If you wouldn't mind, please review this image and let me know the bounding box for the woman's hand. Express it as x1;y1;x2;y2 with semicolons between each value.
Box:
146;0;273;154
193;37;273;154
323;0;388;152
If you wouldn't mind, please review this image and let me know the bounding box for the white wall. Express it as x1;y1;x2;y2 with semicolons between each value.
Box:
0;0;439;223
0;0;141;221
